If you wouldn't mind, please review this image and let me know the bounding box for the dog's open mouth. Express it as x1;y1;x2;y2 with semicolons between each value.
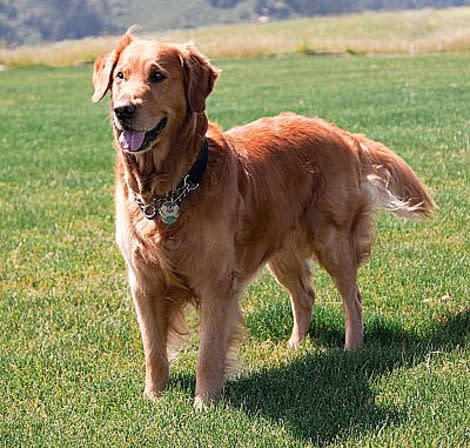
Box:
117;117;167;153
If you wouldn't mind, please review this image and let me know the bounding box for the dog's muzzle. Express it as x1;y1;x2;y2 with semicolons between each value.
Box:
117;117;168;153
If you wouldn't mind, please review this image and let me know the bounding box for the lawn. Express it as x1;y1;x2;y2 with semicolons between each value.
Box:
0;54;469;447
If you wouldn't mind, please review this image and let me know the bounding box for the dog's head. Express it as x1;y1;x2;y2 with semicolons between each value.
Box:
92;29;219;154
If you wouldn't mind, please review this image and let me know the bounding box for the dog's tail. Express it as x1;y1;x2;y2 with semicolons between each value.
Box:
356;134;435;219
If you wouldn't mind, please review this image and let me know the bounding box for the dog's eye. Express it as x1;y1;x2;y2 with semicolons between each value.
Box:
116;71;124;80
150;71;166;83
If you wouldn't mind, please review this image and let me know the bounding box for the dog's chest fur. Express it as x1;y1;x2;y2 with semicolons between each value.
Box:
115;176;237;297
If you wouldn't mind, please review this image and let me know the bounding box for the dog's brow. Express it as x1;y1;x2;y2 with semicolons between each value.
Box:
149;60;170;75
113;64;126;75
149;59;170;76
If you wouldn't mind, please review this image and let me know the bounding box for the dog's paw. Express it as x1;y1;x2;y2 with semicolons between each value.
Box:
143;389;162;402
193;395;210;412
288;332;308;349
344;332;364;351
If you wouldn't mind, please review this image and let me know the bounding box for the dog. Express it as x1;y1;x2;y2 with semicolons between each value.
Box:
91;29;434;408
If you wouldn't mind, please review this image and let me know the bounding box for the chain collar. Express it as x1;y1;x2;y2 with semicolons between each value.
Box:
133;140;209;224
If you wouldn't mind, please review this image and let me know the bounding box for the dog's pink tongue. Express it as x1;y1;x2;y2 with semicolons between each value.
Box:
119;130;145;151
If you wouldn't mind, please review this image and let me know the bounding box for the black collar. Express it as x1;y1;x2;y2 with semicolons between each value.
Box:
185;138;209;187
135;139;209;224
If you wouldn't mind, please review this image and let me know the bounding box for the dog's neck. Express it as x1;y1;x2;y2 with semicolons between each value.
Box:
119;112;208;203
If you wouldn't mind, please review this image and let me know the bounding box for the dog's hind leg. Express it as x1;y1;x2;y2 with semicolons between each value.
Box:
269;250;315;348
313;228;365;350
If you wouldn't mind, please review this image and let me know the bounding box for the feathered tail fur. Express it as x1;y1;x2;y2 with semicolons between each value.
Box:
356;134;435;219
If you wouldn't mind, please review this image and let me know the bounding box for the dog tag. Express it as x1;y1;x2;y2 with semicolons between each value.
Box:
160;203;180;224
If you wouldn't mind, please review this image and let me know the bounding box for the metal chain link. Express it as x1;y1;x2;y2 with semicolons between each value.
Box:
134;175;200;220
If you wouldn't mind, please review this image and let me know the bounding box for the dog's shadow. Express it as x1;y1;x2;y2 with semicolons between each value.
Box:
175;307;469;445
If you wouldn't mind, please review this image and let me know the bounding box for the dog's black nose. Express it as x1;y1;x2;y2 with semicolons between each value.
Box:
114;101;136;120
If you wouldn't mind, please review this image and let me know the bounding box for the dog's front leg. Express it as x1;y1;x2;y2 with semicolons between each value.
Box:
128;269;169;400
194;283;241;409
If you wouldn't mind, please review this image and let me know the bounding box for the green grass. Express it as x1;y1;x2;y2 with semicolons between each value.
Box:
1;54;469;447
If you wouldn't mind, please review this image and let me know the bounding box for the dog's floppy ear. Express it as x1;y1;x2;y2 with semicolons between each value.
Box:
180;43;220;113
91;29;134;103
91;50;118;103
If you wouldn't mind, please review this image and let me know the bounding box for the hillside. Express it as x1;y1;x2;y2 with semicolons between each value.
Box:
2;0;470;45
3;7;470;67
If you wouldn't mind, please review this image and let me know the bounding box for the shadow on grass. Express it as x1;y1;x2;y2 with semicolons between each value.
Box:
171;307;468;445
224;307;470;445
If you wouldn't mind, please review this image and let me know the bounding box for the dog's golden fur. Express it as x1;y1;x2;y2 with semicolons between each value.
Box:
92;30;434;407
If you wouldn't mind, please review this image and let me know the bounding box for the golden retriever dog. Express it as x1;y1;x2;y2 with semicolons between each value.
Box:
92;29;434;408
